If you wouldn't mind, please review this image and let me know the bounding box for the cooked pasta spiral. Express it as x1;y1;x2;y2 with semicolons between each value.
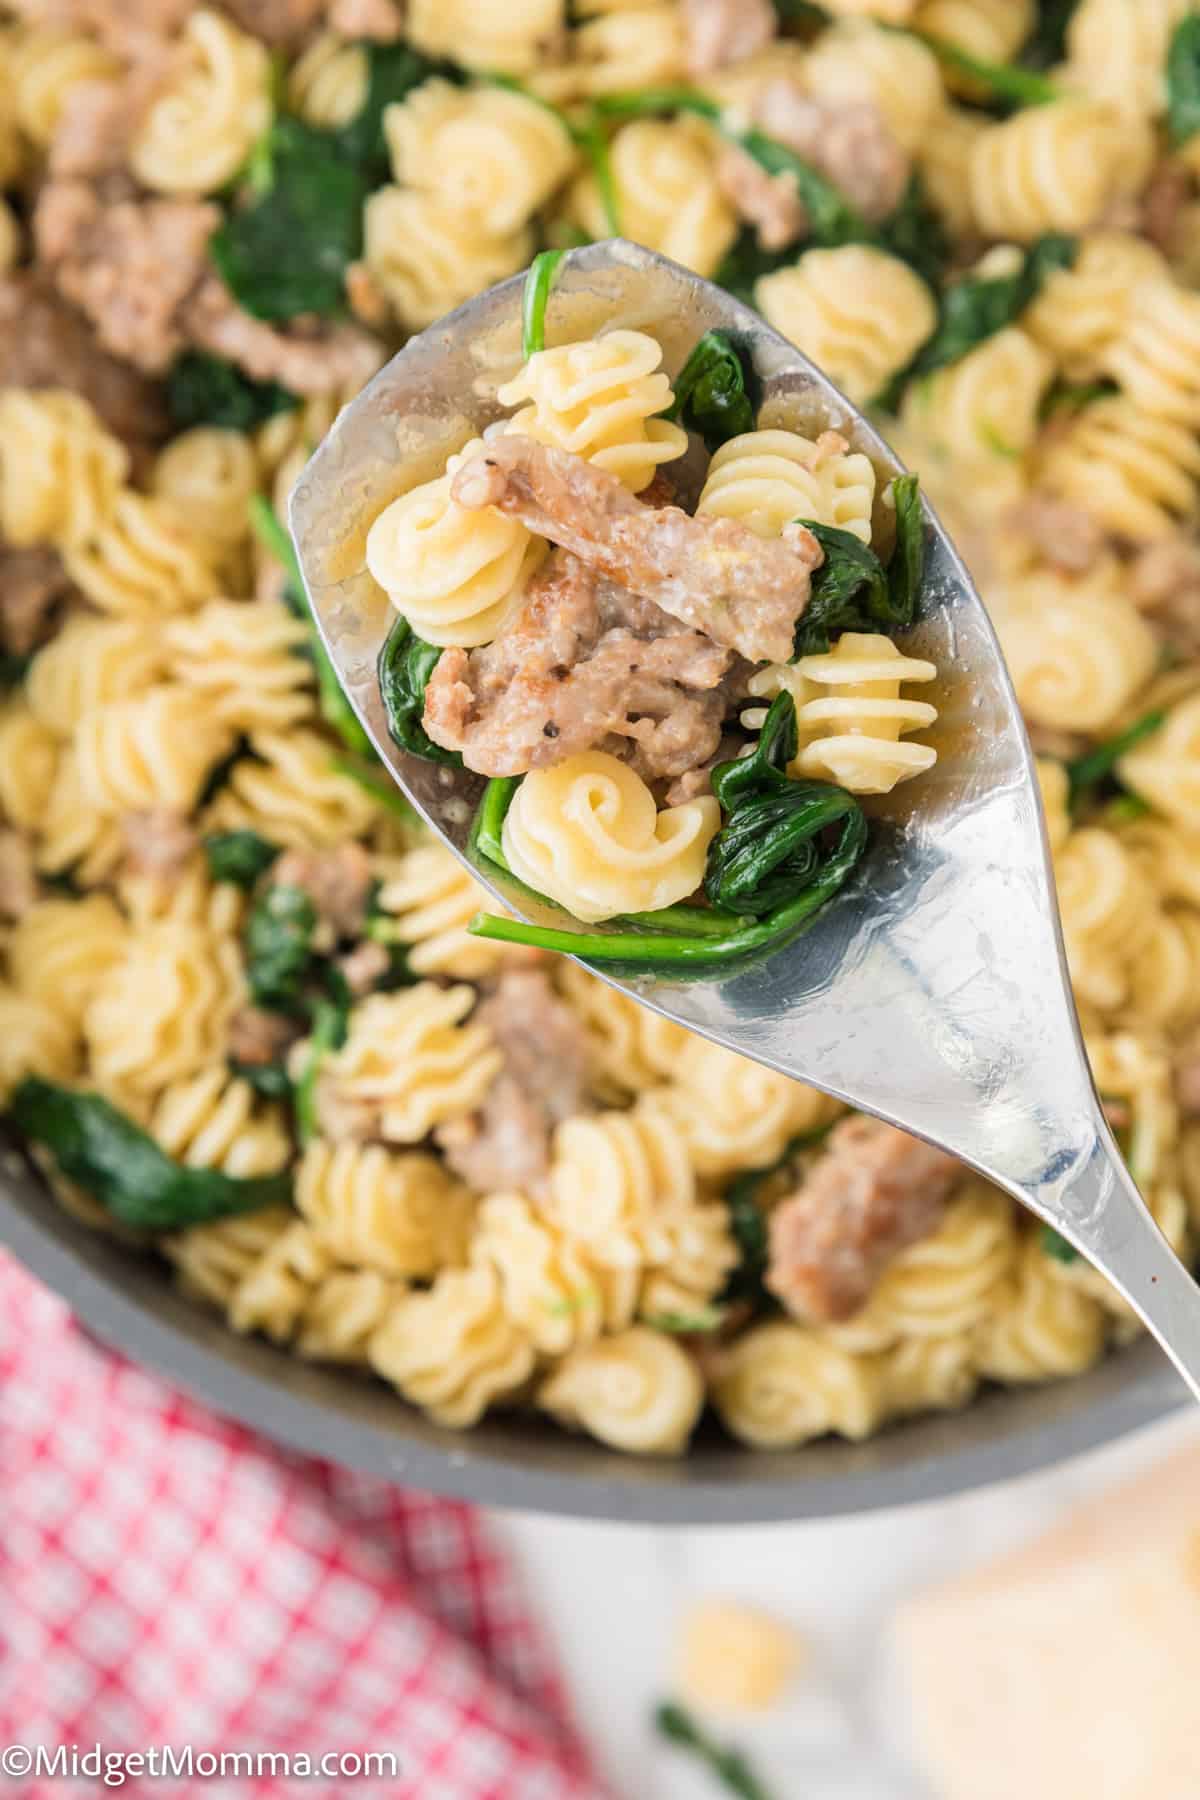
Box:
638;1195;739;1323
1100;279;1200;428
1117;693;1200;833
1037;757;1071;856
0;387;128;550
316;983;503;1145
879;1334;978;1417
567;119;737;280
745;634;939;796
296;1270;404;1365
167;1208;297;1310
1063;0;1190;121
374;842;523;980
756;248;937;409
228;1222;335;1344
546;1100;700;1269
406;0;566;75
10;24;120;147
539;1325;704;1455
151;427;260;552
7;894;127;1029
27;616;167;738
968;98;1154;241
804;18;944;152
130;8;273;197
1036;396;1200;541
36;750;125;887
0;699;59;832
470;1192;639;1354
497;331;688;494
296;1139;475;1277
74;687;235;817
659;1037;840;1180
62;492;220;619
385;78;576;236
911;0;1033;95
709;1322;885;1449
287;31;369;129
900;326;1052;465
541;6;684;99
369;1264;537;1427
992;565;1158;734
914;106;987;236
555;961;695;1097
364;186;532;330
974;1234;1108;1383
0;986;78;1103
696;428;877;544
165;599;315;734
1054;826;1157;1015
202;728;380;849
150;1067;291;1178
1022;231;1168;379
501;751;720;922
366;440;539;647
83;919;245;1101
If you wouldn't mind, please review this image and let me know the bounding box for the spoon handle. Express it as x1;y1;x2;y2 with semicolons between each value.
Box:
1040;1132;1200;1402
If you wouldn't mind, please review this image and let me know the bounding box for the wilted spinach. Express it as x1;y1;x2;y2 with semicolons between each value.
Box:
714;230;798;306
1065;709;1164;811
1168;14;1200;147
294;996;350;1145
332;41;452;172
378;613;462;767
666;329;756;449
11;1079;292;1230
905;235;1076;383
1020;0;1079;71
792;472;925;655
245;884;320;1012
167;352;299;433
203;829;280;890
653;1704;774;1800
522;249;567;359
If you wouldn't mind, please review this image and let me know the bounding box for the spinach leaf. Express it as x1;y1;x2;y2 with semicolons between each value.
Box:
249;496;374;758
666;329;756;450
203;830;280;890
11;1079;291;1231
1066;710;1165;810
577;111;621;233
378;612;462;767
879;173;949;292
167;352;298;433
905;27;1061;106
1040;1224;1078;1263
294;996;349;1145
714;229;799;306
653;1703;775;1800
1020;0;1079;70
333;41;451;172
211;118;368;322
887;471;926;631
907;235;1076;382
1168;14;1200;147
0;652;30;690
522;249;567;360
229;1058;294;1102
791;476;924;655
245;884;319;1011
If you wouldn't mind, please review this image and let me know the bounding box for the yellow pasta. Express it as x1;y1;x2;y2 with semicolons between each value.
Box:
1101;279;1200;428
385;78;576;236
27;616;167;738
992;565;1158;735
566;119;737;279
296;1270;405;1365
316;982;503;1144
296;1138;475;1277
151;427;260;554
1022;231;1168;379
675;1601;803;1715
502;751;720;922
914;106;987;237
406;0;566;75
968;98;1153;241
537;6;684;100
369;1264;537;1426
804;17;944;151
202;727;380;849
709;1322;886;1449
0;387;128;550
74;687;235;817
1063;0;1191;120
374;842;522;980
974;1234;1108;1383
659;1037;840;1180
83;919;245;1101
164;599;316;734
879;1334;979;1417
470;1192;640;1354
554;961;694;1096
228;1222;335;1344
1118;693;1200;833
1036;396;1200;542
150;1067;291;1177
546;1100;700;1269
166;1208;297;1311
696;428;877;544
638;1195;739;1324
744;634;939;796
7;894;127;1029
756;248;937;408
62;492;220;619
35;750;126;887
10;24;119;147
539;1325;704;1455
0;699;60;833
911;0;1034;96
900;325;1052;465
364;186;532;330
287;31;369;129
365;440;540;647
130;8;272;196
0;985;78;1102
0;197;22;275
497;331;688;494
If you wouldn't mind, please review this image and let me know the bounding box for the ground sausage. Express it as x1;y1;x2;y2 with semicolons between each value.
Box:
0;546;74;657
0;275;167;448
716;144;807;251
680;0;775;76
423;549;742;780
435;969;590;1195
184;276;385;399
726;82;909;235
766;1115;961;1322
4;0;191;55
451;436;822;666
228;1005;302;1068
1127;535;1200;659
273;843;375;939
1001;495;1106;576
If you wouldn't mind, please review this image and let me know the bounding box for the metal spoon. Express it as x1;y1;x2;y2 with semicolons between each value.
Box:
291;238;1200;1401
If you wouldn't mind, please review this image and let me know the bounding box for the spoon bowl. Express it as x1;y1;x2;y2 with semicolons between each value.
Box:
291;239;1200;1402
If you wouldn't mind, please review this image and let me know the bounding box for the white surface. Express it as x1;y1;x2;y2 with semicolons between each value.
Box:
491;1412;1197;1799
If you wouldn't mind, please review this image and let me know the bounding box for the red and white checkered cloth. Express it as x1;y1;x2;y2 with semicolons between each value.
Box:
0;1253;609;1800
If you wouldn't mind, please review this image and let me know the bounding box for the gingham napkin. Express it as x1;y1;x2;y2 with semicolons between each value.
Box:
0;1252;607;1800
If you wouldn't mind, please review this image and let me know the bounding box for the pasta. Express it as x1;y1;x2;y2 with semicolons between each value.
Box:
1100;278;1200;428
709;1323;885;1449
501;751;720;921
540;6;685;100
803;18;944;151
744;634;939;795
911;0;1033;95
974;1234;1108;1383
201;727;380;849
405;0;566;75
899;326;1052;466
968;99;1154;241
296;1139;475;1277
756;248;938;408
74;687;235;817
554;962;694;1097
992;566;1159;735
1036;396;1200;542
1063;0;1191;122
36;751;126;888
470;1192;639;1354
27;616;167;737
659;1037;840;1180
879;1334;979;1417
130;8;272;197
164;599;315;734
150;1067;291;1177
566;119;738;279
675;1601;803;1714
1022;232;1168;379
374;842;523;981
6;895;127;1030
365;441;540;646
385;79;576;236
315;983;503;1144
0;388;128;550
538;1326;704;1455
368;1265;537;1427
167;1208;297;1311
151;427;260;555
914;106;987;237
228;1221;334;1343
83;919;244;1102
10;24;120;147
546;1100;700;1269
1117;693;1200;833
364;186;531;330
296;1270;403;1364
496;331;688;494
0;700;59;832
287;32;369;130
0;986;77;1103
62;492;221;619
696;428;877;544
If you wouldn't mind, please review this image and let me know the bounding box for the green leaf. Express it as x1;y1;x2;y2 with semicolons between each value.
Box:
167;352;299;432
332;41;453;171
522;249;567;360
653;1703;775;1800
1038;378;1117;421
249;496;374;757
904;26;1061;106
908;235;1077;382
1066;710;1165;809
1040;1224;1079;1263
245;884;319;1011
666;329;756;450
714;230;799;307
11;1079;291;1231
211;117;368;321
294;997;349;1145
0;652;31;689
879;173;950;291
887;472;926;632
202;830;280;890
1020;0;1079;71
378;613;463;768
1168;14;1200;147
791;525;890;656
229;1057;294;1102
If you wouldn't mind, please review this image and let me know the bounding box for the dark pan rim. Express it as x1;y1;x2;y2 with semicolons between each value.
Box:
0;1169;1185;1524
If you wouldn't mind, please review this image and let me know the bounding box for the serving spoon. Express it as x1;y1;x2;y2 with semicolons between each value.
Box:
291;238;1200;1401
